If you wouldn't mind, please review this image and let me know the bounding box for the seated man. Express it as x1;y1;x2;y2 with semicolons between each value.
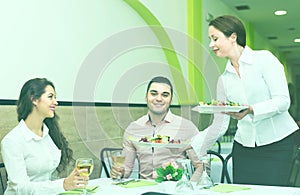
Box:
110;76;203;181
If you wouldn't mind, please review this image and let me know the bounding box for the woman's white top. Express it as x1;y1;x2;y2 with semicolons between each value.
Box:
192;46;299;157
1;120;65;195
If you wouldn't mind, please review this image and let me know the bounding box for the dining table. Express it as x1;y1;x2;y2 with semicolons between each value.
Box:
80;178;300;195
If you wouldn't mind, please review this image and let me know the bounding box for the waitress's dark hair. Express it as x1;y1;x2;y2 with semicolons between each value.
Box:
209;15;246;47
17;78;74;173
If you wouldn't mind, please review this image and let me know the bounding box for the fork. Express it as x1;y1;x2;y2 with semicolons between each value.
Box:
72;186;99;192
114;179;140;185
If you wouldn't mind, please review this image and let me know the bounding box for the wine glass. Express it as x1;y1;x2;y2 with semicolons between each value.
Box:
111;150;125;181
175;159;194;193
196;155;214;190
76;158;94;195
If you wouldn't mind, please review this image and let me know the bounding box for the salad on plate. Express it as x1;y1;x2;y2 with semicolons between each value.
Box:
193;100;248;113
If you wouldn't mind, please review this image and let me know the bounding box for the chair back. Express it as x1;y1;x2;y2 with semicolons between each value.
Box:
207;150;225;183
0;162;7;195
224;153;233;184
100;147;140;179
210;140;221;154
186;150;225;183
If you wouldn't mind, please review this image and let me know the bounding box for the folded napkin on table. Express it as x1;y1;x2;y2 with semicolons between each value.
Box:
59;186;99;194
211;184;250;193
115;180;158;188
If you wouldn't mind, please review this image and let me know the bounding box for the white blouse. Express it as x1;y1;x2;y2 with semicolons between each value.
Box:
192;46;299;157
1;120;65;195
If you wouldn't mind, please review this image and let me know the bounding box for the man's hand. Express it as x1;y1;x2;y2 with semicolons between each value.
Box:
110;165;125;179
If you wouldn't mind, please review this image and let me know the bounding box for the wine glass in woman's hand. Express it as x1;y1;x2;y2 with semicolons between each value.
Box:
76;158;94;195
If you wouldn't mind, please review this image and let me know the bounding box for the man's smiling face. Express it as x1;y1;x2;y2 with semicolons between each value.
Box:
146;82;172;116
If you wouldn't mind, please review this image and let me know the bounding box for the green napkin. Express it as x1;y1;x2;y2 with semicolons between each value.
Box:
117;180;158;188
59;186;99;194
211;184;250;193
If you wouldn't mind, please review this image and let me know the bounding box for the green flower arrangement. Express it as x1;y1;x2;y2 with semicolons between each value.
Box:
155;159;183;183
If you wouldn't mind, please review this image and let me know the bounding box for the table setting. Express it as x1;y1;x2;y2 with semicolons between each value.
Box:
89;147;300;195
66;156;300;195
63;143;299;195
68;178;299;195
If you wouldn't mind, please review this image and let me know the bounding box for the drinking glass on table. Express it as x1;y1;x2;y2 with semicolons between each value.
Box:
175;159;194;193
196;155;214;190
76;158;94;195
111;150;125;181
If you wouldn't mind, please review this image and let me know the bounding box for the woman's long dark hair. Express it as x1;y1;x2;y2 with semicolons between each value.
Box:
17;78;74;174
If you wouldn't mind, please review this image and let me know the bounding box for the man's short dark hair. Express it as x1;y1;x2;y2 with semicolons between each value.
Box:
146;76;173;96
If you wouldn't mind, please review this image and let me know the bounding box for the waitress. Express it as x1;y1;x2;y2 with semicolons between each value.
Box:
191;15;299;186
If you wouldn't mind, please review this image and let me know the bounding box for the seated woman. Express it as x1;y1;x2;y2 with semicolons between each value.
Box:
1;78;88;194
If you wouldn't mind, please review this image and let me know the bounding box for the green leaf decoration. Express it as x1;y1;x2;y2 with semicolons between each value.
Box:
154;160;183;183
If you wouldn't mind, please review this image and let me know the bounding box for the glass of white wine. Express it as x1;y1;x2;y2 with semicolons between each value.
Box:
111;150;125;181
76;158;94;195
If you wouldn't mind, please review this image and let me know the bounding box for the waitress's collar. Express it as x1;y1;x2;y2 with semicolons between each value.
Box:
225;46;254;72
239;46;253;64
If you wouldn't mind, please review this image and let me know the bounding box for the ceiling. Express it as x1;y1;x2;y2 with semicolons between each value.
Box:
220;0;300;68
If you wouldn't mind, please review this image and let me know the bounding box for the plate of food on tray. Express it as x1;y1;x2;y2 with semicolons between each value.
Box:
192;100;248;114
129;135;190;148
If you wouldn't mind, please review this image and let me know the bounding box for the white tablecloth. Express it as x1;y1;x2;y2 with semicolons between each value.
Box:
88;178;300;195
